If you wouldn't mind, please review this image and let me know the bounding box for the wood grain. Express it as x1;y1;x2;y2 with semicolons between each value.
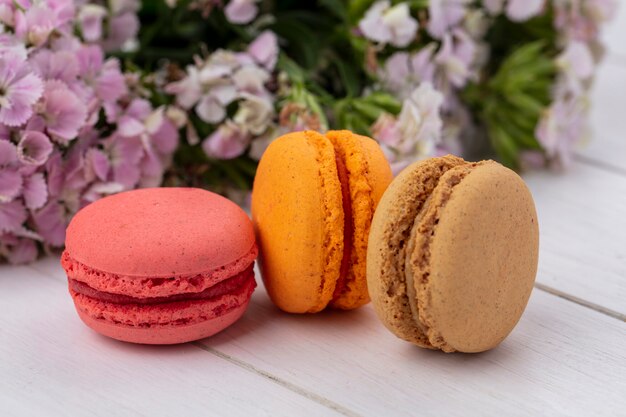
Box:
524;160;626;316
203;283;626;417
0;266;345;417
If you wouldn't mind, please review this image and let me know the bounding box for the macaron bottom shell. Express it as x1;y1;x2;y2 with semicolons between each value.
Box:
75;298;251;345
70;277;255;344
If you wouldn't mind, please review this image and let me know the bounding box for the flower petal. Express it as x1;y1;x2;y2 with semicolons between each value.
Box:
17;131;53;166
22;172;48;210
0;169;22;203
0;200;27;233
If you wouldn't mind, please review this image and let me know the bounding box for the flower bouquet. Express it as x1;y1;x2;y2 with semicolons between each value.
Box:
0;0;615;263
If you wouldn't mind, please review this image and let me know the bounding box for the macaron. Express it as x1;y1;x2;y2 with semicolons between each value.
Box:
251;130;393;313
61;188;257;344
367;155;539;353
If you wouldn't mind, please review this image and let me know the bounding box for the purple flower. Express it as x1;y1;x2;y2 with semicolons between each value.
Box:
76;46;127;103
14;3;59;47
30;50;79;84
1;237;38;264
166;59;238;124
248;31;279;71
38;80;87;143
359;1;418;47
202;120;250;159
371;113;401;146
17;131;53;166
434;31;475;89
22;172;47;210
0;139;18;166
535;96;588;166
84;147;110;182
32;199;66;246
77;4;108;42
395;82;444;155
44;151;64;198
428;0;471;39
0;168;22;203
556;41;595;94
103;13;139;52
0;52;44;127
224;0;259;25
381;46;436;99
105;134;144;189
506;0;544;22
0;200;27;233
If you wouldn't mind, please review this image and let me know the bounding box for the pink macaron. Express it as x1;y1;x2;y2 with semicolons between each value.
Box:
61;187;257;344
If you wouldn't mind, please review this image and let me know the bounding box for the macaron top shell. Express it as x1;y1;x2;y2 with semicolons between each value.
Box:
252;131;344;313
417;162;538;352
65;187;256;277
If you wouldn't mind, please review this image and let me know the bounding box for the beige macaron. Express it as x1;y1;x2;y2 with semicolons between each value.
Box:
367;155;539;353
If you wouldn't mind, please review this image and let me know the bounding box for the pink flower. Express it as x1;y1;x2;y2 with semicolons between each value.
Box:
0;52;44;127
44;151;64;198
0;200;27;233
105;134;143;189
434;31;475;89
38;80;87;143
535;96;589;166
506;0;544;22
0;140;18;166
17;131;53;166
371;113;400;146
224;0;259;24
359;1;418;47
102;11;139;51
22;172;47;210
248;31;279;71
556;41;595;94
76;46;127;103
30;49;80;84
14;3;57;47
32;199;66;246
0;168;22;203
77;4;108;42
428;0;471;39
1;236;38;264
166;60;237;124
202;120;250;159
395;83;444;156
84;147;110;182
381;46;436;99
232;65;270;96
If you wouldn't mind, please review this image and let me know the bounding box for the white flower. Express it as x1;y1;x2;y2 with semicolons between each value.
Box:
428;0;471;39
556;41;595;94
359;1;418;47
234;93;274;135
506;0;544;22
395;82;444;157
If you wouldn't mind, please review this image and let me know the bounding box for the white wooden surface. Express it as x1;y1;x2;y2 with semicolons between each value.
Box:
2;13;626;417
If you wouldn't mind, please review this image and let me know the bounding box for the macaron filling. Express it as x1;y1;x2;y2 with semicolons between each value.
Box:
68;265;255;306
331;151;354;302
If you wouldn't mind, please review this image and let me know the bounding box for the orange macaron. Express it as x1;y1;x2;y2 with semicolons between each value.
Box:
251;130;392;313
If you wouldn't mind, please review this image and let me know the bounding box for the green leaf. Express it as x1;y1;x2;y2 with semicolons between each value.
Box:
334;57;361;97
318;0;348;21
